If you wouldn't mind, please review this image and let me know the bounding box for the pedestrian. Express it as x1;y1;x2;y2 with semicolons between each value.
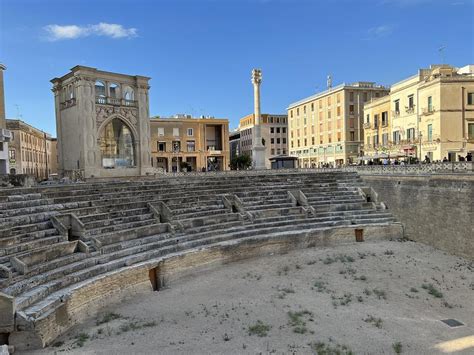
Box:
443;157;448;162
466;152;472;162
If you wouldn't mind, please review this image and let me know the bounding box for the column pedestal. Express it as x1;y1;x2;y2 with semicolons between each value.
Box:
252;145;266;170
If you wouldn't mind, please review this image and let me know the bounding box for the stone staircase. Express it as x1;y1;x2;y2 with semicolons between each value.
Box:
0;171;403;350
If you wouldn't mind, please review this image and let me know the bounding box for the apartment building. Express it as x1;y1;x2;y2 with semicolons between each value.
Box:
150;115;230;172
363;96;393;158
363;64;474;162
287;82;389;167
0;64;12;175
229;130;241;161
6;119;57;179
239;113;288;168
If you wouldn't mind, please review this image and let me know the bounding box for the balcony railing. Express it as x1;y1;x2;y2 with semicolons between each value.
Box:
405;106;415;114
60;98;76;110
422;107;435;115
381;120;388;127
392;110;400;118
95;96;137;107
363;122;371;129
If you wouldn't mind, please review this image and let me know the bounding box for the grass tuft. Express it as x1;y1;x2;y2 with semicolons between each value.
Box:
96;312;123;325
392;341;403;354
421;283;443;298
248;320;271;337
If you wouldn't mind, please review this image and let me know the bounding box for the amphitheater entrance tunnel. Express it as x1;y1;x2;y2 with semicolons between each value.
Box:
149;265;165;291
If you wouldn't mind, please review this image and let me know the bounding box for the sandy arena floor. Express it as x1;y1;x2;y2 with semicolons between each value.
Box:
22;239;474;355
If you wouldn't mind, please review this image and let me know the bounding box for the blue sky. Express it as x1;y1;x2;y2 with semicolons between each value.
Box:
1;0;473;136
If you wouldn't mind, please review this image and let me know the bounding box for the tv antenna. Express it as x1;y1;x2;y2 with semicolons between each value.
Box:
327;75;333;89
438;45;446;64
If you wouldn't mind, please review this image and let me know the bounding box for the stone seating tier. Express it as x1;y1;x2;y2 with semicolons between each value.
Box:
0;171;402;350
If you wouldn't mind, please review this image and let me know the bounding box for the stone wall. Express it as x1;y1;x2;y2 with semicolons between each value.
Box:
0;174;36;188
9;224;403;350
362;174;474;259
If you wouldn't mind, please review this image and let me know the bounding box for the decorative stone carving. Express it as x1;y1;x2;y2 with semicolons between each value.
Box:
87;133;95;149
120;107;138;125
95;105;114;127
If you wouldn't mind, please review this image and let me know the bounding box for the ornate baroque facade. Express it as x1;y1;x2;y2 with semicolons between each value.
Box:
51;66;153;178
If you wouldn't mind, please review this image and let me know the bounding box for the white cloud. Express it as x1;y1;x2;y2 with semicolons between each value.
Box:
44;22;137;41
366;25;394;39
91;23;137;39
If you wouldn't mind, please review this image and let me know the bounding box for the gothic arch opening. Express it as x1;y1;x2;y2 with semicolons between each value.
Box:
99;118;136;168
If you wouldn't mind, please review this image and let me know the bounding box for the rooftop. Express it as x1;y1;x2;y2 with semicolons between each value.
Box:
6;118;54;138
287;82;389;109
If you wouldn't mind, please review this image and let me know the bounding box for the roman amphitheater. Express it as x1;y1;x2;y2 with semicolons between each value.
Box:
0;170;473;354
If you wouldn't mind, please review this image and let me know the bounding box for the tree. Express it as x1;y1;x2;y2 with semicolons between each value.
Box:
230;154;252;170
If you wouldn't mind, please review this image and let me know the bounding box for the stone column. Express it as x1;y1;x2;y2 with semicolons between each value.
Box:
251;69;266;169
0;64;6;128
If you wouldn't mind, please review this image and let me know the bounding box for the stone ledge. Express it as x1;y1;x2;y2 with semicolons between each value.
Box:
8;222;402;351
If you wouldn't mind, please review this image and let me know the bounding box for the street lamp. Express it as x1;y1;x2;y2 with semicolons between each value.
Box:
173;141;180;172
419;131;423;164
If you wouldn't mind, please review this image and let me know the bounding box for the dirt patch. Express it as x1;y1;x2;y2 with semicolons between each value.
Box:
22;240;474;354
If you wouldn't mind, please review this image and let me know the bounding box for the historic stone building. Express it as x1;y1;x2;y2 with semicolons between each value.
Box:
51;66;153;179
239;113;288;168
363;64;474;162
0;64;12;175
287;82;389;167
5;119;56;178
150;115;230;172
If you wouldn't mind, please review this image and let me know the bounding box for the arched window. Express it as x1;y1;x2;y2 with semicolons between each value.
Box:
109;83;119;98
123;86;134;105
95;80;106;104
95;80;106;96
99;118;135;168
68;84;74;99
62;87;67;102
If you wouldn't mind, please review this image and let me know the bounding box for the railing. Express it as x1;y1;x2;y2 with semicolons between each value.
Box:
96;96;107;105
123;99;136;107
343;162;473;174
422;107;435;115
107;97;122;106
363;122;371;129
60;98;76;110
95;96;137;107
392;110;400;118
151;162;473;178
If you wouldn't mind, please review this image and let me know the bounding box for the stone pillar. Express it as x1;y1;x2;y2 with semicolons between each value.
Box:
0;65;6;129
251;69;266;169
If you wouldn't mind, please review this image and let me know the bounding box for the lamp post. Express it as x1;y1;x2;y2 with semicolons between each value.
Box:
419;131;423;164
173;141;180;172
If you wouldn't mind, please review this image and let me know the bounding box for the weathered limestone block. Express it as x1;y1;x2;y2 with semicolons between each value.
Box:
0;292;15;333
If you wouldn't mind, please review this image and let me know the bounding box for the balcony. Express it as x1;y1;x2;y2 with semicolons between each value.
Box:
60;98;76;110
95;96;137;107
0;128;11;142
422;106;435;115
363;122;371;129
392;110;400;118
405;106;415;114
381;120;388;127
